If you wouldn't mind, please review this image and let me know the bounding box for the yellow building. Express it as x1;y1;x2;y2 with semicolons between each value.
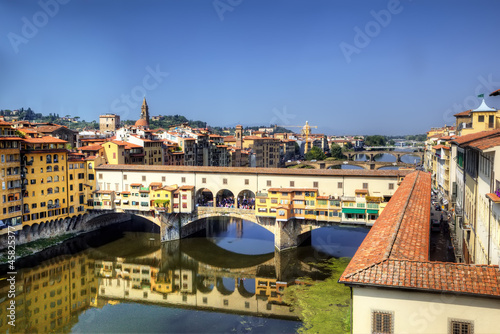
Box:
102;140;144;165
456;99;498;136
255;188;344;223
0;120;22;233
21;136;70;227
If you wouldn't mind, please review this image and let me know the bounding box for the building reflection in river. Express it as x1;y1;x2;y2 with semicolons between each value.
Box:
0;231;328;333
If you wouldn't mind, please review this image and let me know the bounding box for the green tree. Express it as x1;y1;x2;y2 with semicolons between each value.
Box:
330;143;344;159
364;135;387;146
305;146;326;161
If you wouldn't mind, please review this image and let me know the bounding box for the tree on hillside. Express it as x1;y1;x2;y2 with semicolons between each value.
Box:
305;146;326;161
330;143;344;159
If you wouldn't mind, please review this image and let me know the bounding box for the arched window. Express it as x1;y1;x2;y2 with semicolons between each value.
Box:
54;165;59;172
88;163;93;169
48;200;53;207
53;154;58;163
47;188;53;194
55;199;60;206
54;175;59;182
47;176;53;183
46;166;52;172
54;187;60;193
46;155;52;163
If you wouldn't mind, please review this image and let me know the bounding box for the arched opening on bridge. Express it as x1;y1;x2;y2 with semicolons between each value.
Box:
373;153;396;162
196;275;215;294
237;278;255;297
216;277;236;295
196;188;214;207
216;189;235;208
237;190;255;209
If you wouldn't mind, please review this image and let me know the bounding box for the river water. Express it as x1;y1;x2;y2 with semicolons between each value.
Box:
0;217;369;333
337;149;422;170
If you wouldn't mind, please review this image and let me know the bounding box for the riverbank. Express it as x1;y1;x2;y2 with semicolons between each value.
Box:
0;233;77;264
284;257;351;334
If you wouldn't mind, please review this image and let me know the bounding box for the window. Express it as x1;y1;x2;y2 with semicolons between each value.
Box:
338;182;343;189
162;176;166;182
124;175;127;180
478;115;484;122
290;181;295;187
223;178;227;185
372;311;393;334
363;183;368;189
181;177;186;183
99;173;103;180
142;176;146;182
267;180;271;187
202;178;206;183
245;179;249;185
313;181;318;188
389;183;394;190
450;319;473;334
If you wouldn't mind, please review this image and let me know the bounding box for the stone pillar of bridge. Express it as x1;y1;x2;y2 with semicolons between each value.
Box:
274;248;299;282
274;219;306;251
396;153;402;162
369;153;375;162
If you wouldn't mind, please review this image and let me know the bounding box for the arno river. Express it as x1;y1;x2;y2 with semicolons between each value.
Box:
0;217;368;333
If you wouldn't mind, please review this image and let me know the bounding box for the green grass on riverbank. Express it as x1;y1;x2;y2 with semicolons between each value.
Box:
0;233;76;264
284;257;351;334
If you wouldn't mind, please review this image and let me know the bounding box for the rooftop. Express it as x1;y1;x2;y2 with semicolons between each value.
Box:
339;171;500;299
451;129;500;145
95;164;412;178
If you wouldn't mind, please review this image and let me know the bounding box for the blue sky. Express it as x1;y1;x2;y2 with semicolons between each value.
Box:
1;0;500;135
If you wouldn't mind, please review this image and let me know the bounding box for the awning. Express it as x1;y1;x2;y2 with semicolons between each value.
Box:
122;200;129;204
342;208;365;214
114;200;120;203
367;210;378;214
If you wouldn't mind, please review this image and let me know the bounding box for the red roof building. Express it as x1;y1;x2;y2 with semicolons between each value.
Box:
339;171;500;333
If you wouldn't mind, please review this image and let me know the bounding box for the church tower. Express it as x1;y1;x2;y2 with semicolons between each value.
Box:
135;97;150;129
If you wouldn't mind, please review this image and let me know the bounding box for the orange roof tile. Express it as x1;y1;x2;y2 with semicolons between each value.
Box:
464;136;500;151
23;136;68;144
95;164;413;179
432;145;450;150
453;109;472;117
339;171;500;298
451;129;500;145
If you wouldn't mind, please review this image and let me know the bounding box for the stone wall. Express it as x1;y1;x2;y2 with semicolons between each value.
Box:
0;211;132;250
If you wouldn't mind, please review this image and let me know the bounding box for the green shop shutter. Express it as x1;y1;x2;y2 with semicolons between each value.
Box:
342;208;366;214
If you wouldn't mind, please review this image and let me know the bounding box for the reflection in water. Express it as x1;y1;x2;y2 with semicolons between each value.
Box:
0;218;368;333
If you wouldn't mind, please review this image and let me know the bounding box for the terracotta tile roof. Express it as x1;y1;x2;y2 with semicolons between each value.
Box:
179;185;195;190
339;171;500;298
463;136;500;151
451;129;500;145
23;136;68;144
432;145;450;150
149;182;162;187
439;135;454;140
95;164;412;179
80;144;103;151
0;137;22;141
130;183;142;187
453;109;472;117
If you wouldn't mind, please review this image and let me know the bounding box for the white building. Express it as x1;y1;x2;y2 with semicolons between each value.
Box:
340;171;500;334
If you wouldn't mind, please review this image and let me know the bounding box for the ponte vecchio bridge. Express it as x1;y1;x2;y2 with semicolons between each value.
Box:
92;165;411;251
